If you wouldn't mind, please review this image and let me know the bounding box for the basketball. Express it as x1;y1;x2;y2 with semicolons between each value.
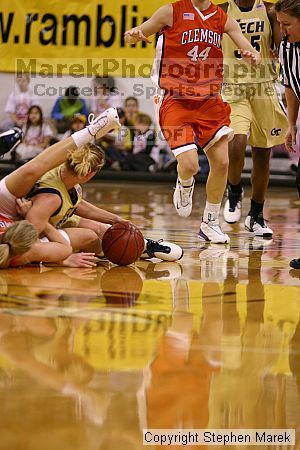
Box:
102;221;145;266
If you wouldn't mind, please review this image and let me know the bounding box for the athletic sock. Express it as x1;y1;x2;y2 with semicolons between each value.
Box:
229;182;243;194
179;176;194;188
203;201;221;222
249;199;264;217
71;128;94;149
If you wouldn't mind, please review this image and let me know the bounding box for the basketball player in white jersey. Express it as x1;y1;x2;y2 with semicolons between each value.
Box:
221;0;287;237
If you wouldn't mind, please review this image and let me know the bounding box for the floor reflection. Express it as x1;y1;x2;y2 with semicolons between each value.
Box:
0;183;299;449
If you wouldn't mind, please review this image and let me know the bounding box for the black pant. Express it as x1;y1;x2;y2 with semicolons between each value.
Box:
121;152;155;171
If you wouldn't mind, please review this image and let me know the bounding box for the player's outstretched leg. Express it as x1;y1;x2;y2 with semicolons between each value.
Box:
5;108;121;199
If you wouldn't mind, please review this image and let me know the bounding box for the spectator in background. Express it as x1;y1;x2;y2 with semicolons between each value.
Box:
90;76;121;115
62;114;87;140
124;96;139;128
116;113;159;172
51;86;89;134
1;73;37;132
16;105;53;161
124;96;139;150
104;108;131;169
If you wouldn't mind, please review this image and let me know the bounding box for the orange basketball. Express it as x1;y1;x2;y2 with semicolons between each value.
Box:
102;221;145;266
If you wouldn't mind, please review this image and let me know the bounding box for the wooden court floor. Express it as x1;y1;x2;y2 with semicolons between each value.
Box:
0;181;299;449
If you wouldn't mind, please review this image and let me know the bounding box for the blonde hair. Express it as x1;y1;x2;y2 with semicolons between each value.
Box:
0;220;38;269
66;143;105;177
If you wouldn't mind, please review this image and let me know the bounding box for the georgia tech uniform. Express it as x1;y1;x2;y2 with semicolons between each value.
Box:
221;0;287;148
28;166;82;229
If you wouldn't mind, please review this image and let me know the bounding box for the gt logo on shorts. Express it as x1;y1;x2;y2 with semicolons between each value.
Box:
271;128;282;136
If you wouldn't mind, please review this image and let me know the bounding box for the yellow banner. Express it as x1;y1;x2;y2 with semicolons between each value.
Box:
0;0;275;75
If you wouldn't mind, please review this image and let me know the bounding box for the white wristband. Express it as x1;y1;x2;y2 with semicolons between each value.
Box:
71;128;93;148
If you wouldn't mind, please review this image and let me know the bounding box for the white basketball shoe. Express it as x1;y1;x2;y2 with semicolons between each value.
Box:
141;239;184;262
244;213;273;238
173;178;195;217
223;187;244;224
88;107;121;139
198;219;230;244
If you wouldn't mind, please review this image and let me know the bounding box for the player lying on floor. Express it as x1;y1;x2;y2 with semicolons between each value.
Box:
0;118;183;267
25;142;183;263
0;109;121;268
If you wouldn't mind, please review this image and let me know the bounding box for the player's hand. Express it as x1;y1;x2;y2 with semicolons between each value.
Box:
285;125;297;153
16;197;32;217
112;216;132;225
124;28;151;44
62;252;99;268
239;49;261;65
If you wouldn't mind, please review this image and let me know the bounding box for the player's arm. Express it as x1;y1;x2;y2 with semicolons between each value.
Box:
224;16;262;64
265;2;281;48
75;200;124;225
124;4;173;44
14;241;72;266
26;194;61;234
43;223;70;245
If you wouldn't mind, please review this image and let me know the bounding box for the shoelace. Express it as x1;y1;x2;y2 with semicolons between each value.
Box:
180;185;193;207
205;219;227;236
252;213;268;228
147;239;170;257
208;220;221;231
88;112;95;124
88;112;108;134
228;192;242;211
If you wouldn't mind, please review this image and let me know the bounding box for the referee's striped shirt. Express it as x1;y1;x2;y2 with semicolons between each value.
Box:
279;38;300;101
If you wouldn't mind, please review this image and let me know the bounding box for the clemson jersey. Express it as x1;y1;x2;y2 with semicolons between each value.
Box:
151;0;228;99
